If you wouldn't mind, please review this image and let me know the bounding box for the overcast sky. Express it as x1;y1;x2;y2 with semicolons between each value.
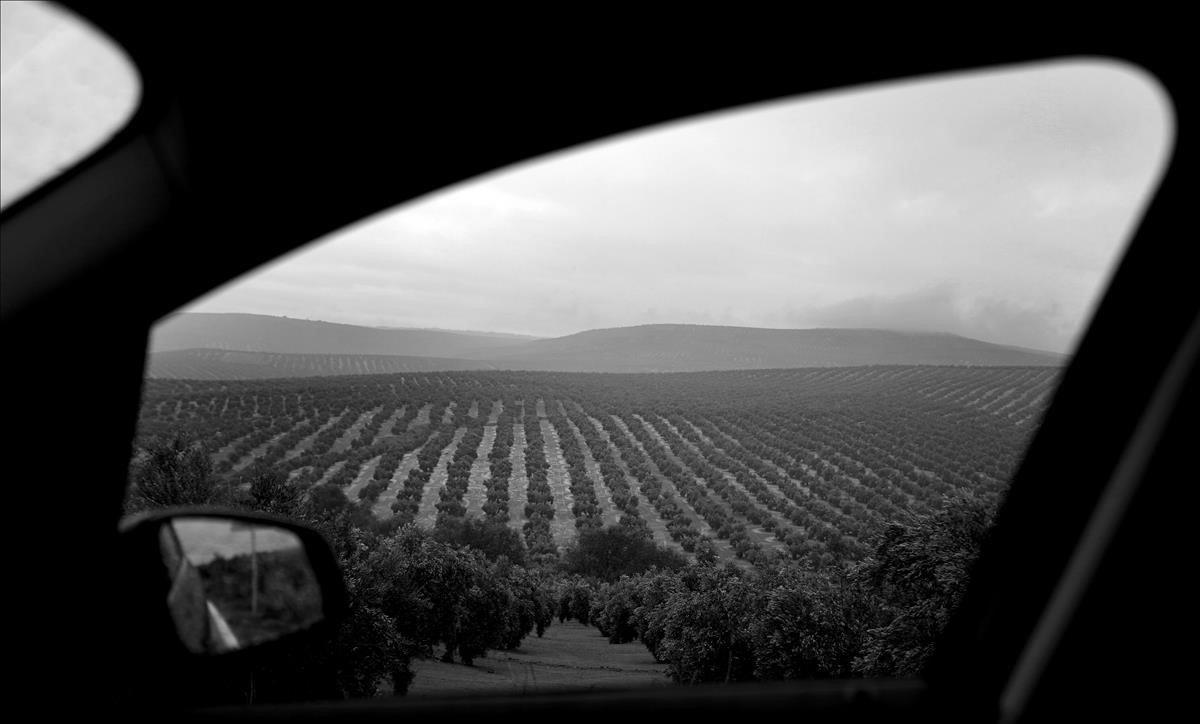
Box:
187;60;1167;353
1;9;1172;355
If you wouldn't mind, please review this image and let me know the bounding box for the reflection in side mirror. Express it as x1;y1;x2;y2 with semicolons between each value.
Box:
160;517;324;654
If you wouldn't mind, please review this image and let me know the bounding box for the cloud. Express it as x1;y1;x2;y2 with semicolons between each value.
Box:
794;284;1069;353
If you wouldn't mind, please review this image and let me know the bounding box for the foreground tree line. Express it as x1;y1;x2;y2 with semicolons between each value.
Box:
126;434;995;704
566;492;992;682
126;435;560;703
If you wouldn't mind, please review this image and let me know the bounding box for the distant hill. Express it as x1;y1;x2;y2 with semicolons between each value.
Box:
370;326;540;341
147;349;498;379
145;316;1065;379
150;313;530;357
469;324;1066;371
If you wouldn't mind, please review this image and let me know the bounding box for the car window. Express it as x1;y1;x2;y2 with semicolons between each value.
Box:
0;1;140;210
127;58;1172;704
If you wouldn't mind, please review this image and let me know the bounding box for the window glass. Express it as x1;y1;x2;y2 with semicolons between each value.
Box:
0;1;141;209
131;59;1171;703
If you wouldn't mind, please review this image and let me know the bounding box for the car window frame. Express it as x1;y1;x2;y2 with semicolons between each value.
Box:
2;10;1191;719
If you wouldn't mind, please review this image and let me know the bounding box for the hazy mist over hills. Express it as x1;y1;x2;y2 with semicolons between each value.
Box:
146;313;1064;379
473;324;1064;371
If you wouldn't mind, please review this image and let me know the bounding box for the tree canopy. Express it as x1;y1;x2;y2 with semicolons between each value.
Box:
561;525;687;581
126;433;226;511
432;515;528;567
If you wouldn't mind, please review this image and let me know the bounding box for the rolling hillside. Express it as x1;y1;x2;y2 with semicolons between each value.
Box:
146;315;1065;379
474;324;1064;371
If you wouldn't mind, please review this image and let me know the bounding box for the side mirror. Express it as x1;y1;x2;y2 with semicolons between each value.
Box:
118;508;346;656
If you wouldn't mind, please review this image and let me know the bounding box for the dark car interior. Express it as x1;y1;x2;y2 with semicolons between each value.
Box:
2;6;1193;721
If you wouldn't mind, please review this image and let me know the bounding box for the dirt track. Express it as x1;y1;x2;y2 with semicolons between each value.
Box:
406;621;670;698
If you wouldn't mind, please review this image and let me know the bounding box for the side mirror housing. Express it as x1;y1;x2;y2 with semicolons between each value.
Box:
118;507;346;657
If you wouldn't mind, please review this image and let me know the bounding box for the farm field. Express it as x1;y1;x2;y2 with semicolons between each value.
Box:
133;366;1058;567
